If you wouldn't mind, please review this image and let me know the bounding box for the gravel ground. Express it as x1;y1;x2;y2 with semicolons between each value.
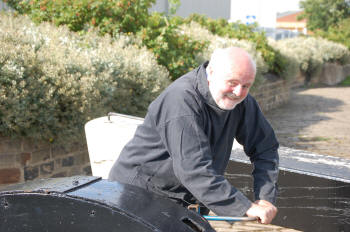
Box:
264;86;350;159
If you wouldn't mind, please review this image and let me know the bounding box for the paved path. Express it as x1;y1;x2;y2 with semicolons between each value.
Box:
264;87;350;159
209;220;301;232
207;211;301;232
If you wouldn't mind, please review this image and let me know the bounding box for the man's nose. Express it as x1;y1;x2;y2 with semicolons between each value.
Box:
232;85;242;97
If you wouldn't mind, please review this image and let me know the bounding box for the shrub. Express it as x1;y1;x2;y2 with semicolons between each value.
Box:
4;0;155;34
5;0;207;81
137;13;208;81
180;22;267;88
271;36;350;83
315;18;350;51
267;38;299;82
0;13;169;143
181;14;287;76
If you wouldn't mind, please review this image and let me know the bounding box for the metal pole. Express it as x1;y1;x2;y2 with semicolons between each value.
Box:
203;215;258;222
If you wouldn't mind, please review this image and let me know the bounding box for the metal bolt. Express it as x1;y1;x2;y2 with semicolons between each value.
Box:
72;180;79;186
1;199;9;209
89;210;96;217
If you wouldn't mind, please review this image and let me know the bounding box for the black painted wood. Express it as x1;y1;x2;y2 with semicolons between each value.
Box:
0;177;215;232
228;146;350;232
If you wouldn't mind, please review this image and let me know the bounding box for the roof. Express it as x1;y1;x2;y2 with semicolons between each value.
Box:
277;11;306;23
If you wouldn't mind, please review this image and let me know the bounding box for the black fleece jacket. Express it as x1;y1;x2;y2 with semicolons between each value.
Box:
108;62;279;216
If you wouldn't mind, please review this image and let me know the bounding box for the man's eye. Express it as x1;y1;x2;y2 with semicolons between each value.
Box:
228;81;237;86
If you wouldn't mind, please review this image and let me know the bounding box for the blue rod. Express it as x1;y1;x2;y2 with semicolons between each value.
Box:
203;215;257;222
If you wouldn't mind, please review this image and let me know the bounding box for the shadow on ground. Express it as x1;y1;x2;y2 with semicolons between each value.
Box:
264;87;350;157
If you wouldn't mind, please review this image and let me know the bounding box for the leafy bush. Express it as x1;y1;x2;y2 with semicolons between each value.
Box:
180;22;267;88
298;0;350;53
298;0;350;32
180;14;287;76
270;36;350;83
0;13;169;143
5;0;207;81
5;0;155;34
314;18;350;51
266;38;299;82
138;13;208;81
6;1;286;80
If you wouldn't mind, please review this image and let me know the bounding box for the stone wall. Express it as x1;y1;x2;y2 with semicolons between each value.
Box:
311;63;350;86
293;63;350;87
0;137;91;186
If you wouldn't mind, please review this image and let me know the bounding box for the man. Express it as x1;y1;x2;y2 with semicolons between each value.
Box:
109;47;279;224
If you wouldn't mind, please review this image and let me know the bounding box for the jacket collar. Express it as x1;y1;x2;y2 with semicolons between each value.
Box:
196;61;210;101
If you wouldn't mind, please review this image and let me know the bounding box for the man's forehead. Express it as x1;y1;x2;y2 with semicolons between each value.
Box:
215;64;255;82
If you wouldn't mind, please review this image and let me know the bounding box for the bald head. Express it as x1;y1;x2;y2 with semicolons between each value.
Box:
207;47;256;78
206;47;256;110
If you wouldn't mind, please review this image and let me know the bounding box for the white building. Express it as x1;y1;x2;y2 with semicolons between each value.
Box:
151;0;278;28
0;0;11;11
150;0;231;20
229;0;277;28
151;0;301;39
1;0;299;39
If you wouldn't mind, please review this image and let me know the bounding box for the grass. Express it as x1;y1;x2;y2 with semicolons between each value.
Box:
298;136;330;142
338;75;350;87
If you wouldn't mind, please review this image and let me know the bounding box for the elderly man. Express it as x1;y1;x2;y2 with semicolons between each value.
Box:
109;47;279;224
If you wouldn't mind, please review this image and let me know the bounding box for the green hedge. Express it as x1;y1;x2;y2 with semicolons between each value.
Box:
315;18;350;51
5;2;349;144
179;21;267;89
5;0;207;81
5;0;155;34
5;0;287;79
179;14;287;76
138;13;208;81
5;0;284;80
0;13;169;144
270;37;350;83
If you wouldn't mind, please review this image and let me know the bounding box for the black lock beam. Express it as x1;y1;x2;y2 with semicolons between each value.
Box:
0;176;214;232
228;146;350;232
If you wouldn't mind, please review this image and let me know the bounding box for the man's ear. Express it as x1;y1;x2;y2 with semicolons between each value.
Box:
207;65;213;81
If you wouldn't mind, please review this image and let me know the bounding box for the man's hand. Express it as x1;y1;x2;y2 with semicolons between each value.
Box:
245;200;277;224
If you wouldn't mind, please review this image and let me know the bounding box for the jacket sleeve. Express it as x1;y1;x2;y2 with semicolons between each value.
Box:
156;111;253;216
235;95;279;204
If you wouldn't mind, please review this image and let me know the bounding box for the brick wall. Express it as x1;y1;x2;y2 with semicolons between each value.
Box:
0;137;91;186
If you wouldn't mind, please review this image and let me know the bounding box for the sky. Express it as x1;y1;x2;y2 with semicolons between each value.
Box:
275;0;301;13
